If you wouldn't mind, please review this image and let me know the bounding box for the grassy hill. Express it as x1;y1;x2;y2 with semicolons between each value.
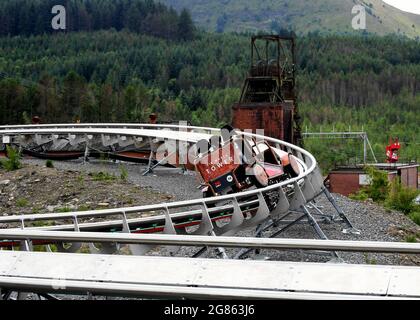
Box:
162;0;420;37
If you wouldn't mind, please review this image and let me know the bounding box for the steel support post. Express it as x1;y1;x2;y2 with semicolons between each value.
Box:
142;151;176;176
307;202;335;223
322;188;361;235
300;205;342;261
83;138;90;163
234;213;307;259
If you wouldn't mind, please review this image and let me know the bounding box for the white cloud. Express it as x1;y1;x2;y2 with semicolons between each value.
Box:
383;0;420;15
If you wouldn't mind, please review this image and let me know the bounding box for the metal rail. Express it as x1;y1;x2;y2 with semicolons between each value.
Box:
0;199;256;224
1;125;317;195
1;251;419;300
0;122;218;133
1;230;420;254
0;124;321;239
0;123;418;300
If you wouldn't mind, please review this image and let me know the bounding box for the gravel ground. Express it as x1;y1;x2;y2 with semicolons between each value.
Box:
0;163;175;217
23;158;201;201
22;158;420;267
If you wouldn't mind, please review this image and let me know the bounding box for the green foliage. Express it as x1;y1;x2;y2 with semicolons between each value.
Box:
1;146;22;171
57;207;73;213
119;164;128;181
363;166;389;202
91;171;117;182
45;159;54;168
22;111;31;125
363;252;377;265
352;166;420;226
30;220;56;227
33;244;57;252
77;174;85;183
78;204;91;212
0;0;195;41
409;210;420;226
385;178;419;214
0;30;418;170
32;207;41;214
405;234;418;243
349;190;369;201
16;198;29;207
99;153;110;161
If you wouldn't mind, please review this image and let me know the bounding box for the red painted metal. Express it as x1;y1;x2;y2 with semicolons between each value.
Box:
386;137;401;163
195;142;239;183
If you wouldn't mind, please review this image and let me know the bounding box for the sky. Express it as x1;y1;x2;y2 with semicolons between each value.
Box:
383;0;420;15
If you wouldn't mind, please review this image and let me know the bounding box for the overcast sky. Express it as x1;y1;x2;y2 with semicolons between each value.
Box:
383;0;420;15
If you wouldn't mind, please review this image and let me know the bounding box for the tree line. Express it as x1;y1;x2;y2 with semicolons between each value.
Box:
0;28;418;164
0;0;194;40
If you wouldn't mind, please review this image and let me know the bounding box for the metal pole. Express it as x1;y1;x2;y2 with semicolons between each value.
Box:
363;133;367;164
1;230;420;253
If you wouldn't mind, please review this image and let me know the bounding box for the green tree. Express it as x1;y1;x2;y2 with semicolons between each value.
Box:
178;8;194;41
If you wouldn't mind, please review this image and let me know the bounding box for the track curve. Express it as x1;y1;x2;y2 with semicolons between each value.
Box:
0;123;325;254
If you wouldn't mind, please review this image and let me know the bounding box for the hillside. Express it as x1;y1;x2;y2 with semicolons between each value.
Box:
162;0;420;37
0;31;419;164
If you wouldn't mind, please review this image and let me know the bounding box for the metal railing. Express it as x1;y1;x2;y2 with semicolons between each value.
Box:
1;229;420;254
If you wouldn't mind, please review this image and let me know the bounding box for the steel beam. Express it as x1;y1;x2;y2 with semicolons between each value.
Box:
1;230;420;254
0;251;419;299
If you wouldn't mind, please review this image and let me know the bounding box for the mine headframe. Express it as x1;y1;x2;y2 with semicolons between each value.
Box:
241;35;296;103
233;35;302;146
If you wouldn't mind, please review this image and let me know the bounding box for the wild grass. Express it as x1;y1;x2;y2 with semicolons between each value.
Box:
1;146;22;171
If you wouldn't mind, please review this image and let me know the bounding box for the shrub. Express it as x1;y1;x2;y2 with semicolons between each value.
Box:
351;166;389;202
1;145;22;171
45;159;54;168
385;178;419;214
363;166;389;202
410;210;420;226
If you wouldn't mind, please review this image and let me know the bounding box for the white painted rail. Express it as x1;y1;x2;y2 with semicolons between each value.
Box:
0;251;419;299
1;230;420;254
2;123;414;300
0;123;322;246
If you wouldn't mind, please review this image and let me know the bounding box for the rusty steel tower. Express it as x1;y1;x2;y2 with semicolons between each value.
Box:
233;35;302;146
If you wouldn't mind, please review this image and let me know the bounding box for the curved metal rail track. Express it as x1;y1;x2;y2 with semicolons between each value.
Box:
0;123;328;252
2;123;418;300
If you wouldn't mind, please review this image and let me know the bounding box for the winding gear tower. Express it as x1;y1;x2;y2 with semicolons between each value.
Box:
232;35;302;146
